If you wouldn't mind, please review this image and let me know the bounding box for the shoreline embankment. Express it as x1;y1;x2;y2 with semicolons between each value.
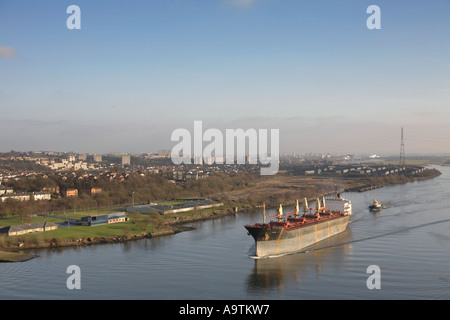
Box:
0;168;441;261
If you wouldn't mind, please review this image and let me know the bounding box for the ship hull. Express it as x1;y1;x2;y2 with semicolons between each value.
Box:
245;215;351;257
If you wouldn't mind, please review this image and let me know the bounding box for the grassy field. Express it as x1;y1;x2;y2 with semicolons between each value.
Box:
0;250;34;262
0;208;125;226
0;215;62;226
0;221;132;244
0;202;233;249
51;208;125;220
34;222;139;240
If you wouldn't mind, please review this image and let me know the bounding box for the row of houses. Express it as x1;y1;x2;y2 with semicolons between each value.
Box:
301;165;411;176
0;192;52;202
0;187;14;195
0;221;58;236
61;187;103;197
0;187;103;202
162;170;207;182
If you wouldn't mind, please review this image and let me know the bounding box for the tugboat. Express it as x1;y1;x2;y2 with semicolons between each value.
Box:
369;198;383;210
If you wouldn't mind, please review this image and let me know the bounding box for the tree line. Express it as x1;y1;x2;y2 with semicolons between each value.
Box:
0;171;260;219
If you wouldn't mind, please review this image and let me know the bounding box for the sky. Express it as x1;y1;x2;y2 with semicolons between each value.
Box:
0;0;449;155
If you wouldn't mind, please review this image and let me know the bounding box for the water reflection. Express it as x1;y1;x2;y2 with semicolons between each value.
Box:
246;228;352;294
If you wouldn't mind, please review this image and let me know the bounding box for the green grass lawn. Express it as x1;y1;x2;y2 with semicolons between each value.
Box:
40;222;140;240
0;250;34;262
0;215;62;226
0;211;148;244
0;202;231;246
1;220;146;245
0;208;125;226
51;208;125;220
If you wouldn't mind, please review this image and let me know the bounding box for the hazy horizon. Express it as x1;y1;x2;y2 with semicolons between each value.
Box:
1;1;449;155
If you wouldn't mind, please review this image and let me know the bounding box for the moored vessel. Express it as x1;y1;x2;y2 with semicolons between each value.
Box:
245;192;352;257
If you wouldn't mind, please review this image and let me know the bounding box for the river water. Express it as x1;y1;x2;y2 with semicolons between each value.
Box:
1;166;450;300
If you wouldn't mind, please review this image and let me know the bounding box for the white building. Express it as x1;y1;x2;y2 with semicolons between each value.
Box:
32;192;52;201
0;193;31;202
0;187;14;196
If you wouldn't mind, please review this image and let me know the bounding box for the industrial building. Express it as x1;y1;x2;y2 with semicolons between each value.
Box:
126;199;223;215
0;221;58;236
80;212;127;226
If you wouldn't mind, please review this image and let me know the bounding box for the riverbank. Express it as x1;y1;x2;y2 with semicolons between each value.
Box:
221;167;442;207
0;205;246;254
0;250;36;263
0;167;441;258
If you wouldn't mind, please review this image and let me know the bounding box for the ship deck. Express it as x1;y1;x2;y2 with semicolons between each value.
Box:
245;211;345;232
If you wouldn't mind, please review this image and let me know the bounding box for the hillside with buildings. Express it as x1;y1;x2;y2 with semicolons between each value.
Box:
0;151;445;216
0;150;443;252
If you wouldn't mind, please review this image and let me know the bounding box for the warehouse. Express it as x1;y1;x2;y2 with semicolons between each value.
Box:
0;221;58;236
80;212;127;226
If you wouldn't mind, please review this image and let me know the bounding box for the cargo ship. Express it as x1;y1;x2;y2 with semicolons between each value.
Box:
245;192;352;257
